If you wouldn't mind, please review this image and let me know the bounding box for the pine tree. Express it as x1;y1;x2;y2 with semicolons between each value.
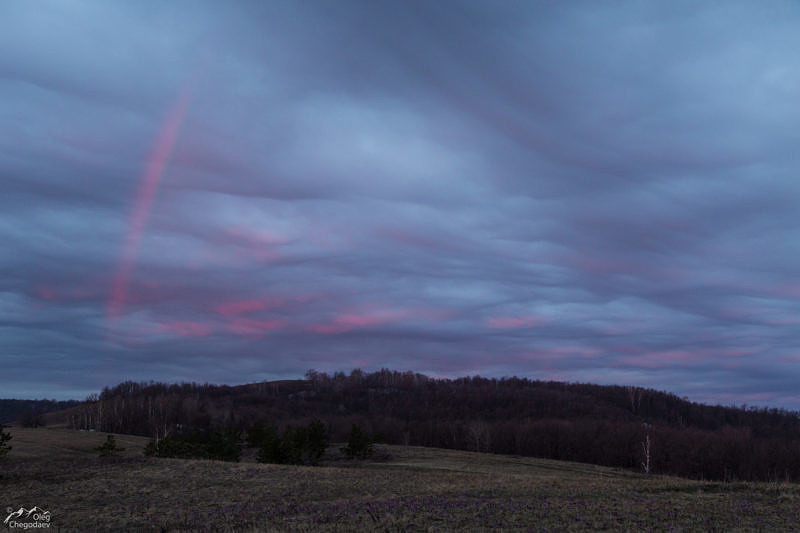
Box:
206;428;242;462
95;434;125;457
341;424;374;459
0;425;12;460
306;419;328;465
280;425;307;465
256;426;284;464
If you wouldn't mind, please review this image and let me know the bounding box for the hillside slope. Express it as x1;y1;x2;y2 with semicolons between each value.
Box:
3;427;800;531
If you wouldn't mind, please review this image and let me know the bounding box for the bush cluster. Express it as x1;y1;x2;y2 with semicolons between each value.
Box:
250;419;328;466
144;428;241;462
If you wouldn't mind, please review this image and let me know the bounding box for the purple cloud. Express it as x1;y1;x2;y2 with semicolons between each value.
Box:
2;1;800;409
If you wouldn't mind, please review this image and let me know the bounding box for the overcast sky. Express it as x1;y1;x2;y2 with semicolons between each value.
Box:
2;1;800;407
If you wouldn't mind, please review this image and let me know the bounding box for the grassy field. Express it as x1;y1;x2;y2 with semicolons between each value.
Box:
2;428;799;531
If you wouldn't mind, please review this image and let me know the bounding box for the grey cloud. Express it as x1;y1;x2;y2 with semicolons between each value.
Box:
2;1;800;409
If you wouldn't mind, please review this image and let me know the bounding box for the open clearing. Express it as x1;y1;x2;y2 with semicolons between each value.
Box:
2;427;799;531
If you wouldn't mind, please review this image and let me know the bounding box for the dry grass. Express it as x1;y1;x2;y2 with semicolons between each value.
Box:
2;428;800;531
5;427;149;458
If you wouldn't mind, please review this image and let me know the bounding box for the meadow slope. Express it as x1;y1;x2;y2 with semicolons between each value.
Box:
2;428;799;532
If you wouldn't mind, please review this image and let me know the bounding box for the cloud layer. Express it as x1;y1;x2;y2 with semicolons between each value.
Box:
3;1;800;407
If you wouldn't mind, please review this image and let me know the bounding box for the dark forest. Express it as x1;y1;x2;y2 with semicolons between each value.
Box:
62;369;800;482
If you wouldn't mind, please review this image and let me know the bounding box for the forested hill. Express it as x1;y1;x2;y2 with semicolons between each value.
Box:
0;398;81;425
64;369;800;481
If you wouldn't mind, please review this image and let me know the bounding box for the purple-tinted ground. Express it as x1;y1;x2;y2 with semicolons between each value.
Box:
2;428;799;531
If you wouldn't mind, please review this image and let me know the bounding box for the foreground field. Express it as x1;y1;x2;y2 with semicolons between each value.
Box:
2;428;800;531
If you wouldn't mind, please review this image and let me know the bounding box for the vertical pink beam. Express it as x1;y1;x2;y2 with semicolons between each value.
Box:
108;90;192;322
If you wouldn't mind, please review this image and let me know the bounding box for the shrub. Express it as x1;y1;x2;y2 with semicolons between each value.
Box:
144;429;241;462
256;425;284;464
0;425;12;460
281;425;307;465
255;420;329;466
206;428;242;462
341;424;374;459
146;435;207;459
246;421;269;447
95;435;125;457
143;439;157;457
306;419;328;465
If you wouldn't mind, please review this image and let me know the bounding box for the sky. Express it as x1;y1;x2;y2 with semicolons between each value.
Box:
2;1;800;408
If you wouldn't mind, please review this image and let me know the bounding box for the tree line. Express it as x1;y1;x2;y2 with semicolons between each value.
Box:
0;399;81;425
66;368;800;481
142;419;374;465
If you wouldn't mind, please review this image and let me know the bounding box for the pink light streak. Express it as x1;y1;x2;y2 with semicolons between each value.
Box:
108;89;192;321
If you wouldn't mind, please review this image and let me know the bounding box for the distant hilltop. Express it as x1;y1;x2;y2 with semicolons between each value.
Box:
0;399;81;426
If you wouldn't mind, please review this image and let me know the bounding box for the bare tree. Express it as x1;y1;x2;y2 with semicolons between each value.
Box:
627;386;642;415
468;421;491;453
641;432;652;474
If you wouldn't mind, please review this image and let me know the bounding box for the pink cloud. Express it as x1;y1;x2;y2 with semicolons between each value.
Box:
487;315;545;329
516;346;602;363
224;226;289;263
37;286;56;301
510;346;604;374
226;226;288;246
767;282;800;299
228;318;288;336
158;321;214;338
766;318;800;326
36;282;111;304
547;346;601;356
214;299;279;317
692;391;788;407
614;346;759;369
628;350;695;368
379;228;464;252
308;308;415;334
309;314;392;334
573;255;635;276
562;251;681;282
600;326;632;335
